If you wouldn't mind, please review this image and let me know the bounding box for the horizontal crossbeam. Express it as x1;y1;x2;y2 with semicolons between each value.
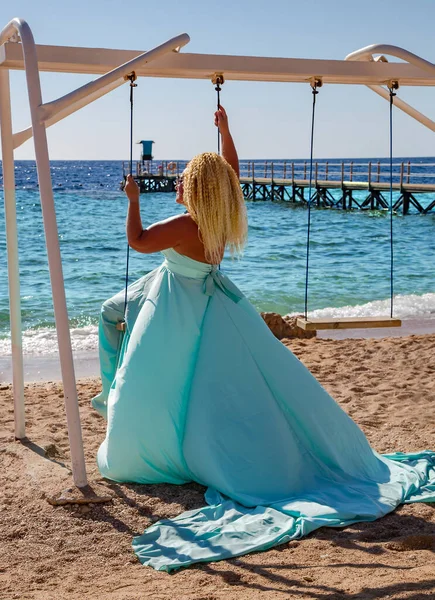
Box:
10;33;190;149
2;42;435;86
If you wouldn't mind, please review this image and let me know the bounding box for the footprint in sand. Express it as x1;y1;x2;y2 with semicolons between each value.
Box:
397;392;413;400
385;534;435;552
360;419;381;427
339;397;351;404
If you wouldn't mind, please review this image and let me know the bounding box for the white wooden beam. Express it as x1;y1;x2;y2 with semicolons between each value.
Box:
0;17;88;488
0;68;25;439
345;44;435;133
11;33;190;149
2;42;435;86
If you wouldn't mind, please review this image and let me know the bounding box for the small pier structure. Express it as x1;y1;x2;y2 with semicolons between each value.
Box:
122;160;435;214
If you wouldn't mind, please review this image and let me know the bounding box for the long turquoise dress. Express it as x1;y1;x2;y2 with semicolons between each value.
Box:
94;248;435;571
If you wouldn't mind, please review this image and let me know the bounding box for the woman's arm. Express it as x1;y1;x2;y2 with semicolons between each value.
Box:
215;106;240;178
125;175;143;244
124;174;186;253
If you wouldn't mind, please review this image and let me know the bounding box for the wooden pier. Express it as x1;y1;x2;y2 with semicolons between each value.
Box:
122;160;435;214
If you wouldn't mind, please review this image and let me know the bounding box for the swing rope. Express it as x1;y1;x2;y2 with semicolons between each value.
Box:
215;76;223;155
122;72;137;324
388;83;397;318
302;79;397;325
303;80;320;320
213;76;224;269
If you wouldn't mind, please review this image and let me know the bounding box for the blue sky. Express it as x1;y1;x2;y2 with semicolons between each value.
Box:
2;0;435;159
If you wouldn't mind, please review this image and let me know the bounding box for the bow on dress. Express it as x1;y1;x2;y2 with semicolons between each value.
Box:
203;266;244;304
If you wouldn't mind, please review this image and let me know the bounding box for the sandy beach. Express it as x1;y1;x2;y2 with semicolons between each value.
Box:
1;332;435;599
3;1;435;597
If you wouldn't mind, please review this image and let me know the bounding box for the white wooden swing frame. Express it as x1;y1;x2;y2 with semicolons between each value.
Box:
1;17;435;488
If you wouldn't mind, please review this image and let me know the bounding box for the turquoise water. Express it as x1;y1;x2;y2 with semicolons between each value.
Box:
1;160;435;354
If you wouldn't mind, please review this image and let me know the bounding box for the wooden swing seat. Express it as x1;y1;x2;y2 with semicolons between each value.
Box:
296;316;402;331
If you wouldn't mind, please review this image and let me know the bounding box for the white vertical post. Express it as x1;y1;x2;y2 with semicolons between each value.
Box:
19;21;87;487
0;69;25;439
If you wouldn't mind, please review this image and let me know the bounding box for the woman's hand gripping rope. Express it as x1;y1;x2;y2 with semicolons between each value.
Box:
125;174;140;203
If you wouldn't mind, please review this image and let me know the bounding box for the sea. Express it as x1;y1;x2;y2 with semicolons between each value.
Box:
1;158;435;357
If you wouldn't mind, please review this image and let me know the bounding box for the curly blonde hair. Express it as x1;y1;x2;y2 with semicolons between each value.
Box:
183;152;247;264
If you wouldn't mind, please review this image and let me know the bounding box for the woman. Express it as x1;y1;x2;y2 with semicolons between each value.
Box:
91;106;246;418
94;107;435;572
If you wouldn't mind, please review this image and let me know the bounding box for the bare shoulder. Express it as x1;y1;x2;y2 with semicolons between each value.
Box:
129;213;197;254
172;213;197;227
155;213;197;231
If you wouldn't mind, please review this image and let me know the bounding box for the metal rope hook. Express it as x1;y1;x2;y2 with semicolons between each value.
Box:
117;71;138;333
303;77;322;320
126;71;138;175
212;73;224;154
387;80;399;318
